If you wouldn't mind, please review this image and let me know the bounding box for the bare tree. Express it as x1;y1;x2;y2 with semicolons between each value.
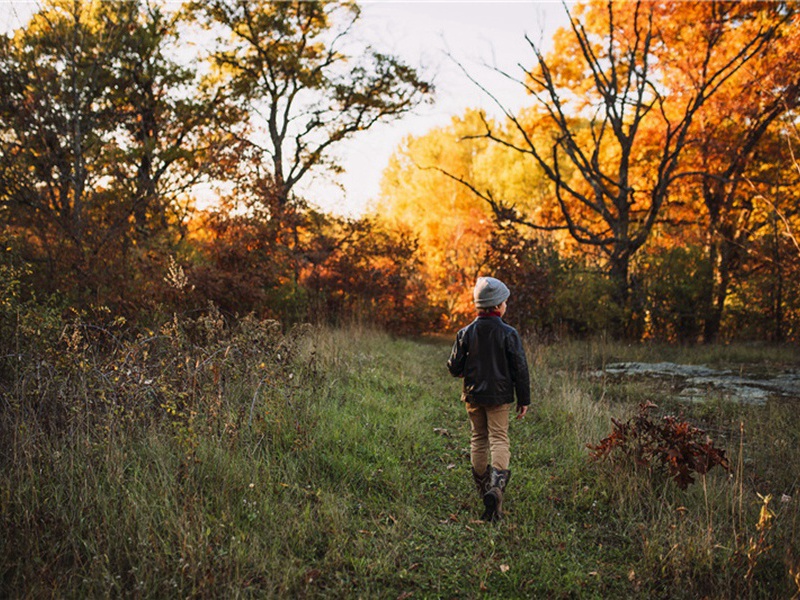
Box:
446;0;784;336
189;0;433;210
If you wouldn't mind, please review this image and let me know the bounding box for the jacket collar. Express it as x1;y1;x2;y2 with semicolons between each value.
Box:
477;310;503;318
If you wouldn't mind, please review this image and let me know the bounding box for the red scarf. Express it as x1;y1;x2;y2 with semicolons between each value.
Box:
477;310;503;318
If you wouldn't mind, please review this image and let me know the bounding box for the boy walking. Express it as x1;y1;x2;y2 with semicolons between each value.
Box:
447;277;530;522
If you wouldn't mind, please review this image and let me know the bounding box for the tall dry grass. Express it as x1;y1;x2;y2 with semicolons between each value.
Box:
537;339;800;598
1;305;798;598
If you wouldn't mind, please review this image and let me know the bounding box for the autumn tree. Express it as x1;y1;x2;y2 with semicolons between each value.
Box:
721;121;800;342
187;0;432;212
300;214;440;332
189;193;439;330
188;191;294;320
457;0;786;336
653;2;800;341
0;0;217;308
375;110;550;325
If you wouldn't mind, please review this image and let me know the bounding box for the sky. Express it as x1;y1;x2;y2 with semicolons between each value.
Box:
0;0;572;216
319;1;572;215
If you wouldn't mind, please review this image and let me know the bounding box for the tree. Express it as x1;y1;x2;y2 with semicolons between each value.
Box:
299;214;440;332
187;178;308;320
455;0;786;336
722;121;800;342
0;0;217;308
188;193;440;331
375;110;547;326
104;1;225;237
187;0;432;211
657;2;800;341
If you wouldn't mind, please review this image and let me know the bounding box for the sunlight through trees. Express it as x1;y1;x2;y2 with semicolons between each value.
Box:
1;0;799;341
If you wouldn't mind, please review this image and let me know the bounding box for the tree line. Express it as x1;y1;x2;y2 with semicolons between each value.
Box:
378;1;800;342
0;0;435;333
2;0;799;342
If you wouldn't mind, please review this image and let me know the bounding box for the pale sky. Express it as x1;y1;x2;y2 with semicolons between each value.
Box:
322;1;571;215
0;0;571;216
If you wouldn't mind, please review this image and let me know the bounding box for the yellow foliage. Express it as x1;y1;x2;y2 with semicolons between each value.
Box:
372;109;552;325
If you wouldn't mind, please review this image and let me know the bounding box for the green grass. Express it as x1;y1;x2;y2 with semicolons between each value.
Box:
2;318;799;598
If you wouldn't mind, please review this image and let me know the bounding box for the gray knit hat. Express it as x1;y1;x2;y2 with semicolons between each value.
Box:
473;276;510;309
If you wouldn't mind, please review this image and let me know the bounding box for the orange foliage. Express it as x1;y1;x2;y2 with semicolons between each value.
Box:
374;110;555;327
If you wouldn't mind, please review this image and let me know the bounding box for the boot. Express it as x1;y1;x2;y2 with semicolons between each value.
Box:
481;467;511;522
471;466;491;498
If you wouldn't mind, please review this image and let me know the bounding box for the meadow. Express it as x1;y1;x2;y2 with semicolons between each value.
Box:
2;311;799;598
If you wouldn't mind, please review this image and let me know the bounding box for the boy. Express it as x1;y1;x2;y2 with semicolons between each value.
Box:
447;277;530;522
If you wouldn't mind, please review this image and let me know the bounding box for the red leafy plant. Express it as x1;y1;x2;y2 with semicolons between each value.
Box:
589;401;731;489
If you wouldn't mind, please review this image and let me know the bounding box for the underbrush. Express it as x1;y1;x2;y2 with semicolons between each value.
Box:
566;342;800;599
1;309;799;598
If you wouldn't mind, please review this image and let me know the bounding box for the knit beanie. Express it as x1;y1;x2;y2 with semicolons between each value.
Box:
473;276;510;309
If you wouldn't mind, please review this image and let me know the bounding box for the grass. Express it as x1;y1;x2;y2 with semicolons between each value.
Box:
2;314;799;598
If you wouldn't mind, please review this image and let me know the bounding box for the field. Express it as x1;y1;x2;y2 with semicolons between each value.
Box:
2;314;799;598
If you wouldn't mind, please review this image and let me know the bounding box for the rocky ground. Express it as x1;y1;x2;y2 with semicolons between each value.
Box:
592;362;800;405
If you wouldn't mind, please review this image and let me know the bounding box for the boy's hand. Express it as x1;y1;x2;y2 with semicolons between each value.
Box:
516;404;528;419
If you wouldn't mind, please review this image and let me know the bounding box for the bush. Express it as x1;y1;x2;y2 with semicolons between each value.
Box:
589;401;731;489
636;246;712;343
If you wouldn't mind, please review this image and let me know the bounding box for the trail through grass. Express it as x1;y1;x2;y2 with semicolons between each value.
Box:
2;323;799;598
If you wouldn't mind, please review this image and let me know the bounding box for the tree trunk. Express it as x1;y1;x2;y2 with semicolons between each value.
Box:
608;252;631;339
771;215;784;343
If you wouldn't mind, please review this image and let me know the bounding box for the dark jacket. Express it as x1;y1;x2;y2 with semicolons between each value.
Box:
447;315;531;406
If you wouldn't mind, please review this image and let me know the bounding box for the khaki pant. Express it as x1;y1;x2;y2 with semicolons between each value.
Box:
466;402;512;473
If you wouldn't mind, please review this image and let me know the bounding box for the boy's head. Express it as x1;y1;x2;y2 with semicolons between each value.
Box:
473;277;510;311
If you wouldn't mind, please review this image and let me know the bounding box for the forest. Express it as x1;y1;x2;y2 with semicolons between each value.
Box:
1;0;799;342
3;2;800;598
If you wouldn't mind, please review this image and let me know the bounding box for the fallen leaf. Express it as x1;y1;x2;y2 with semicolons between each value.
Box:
499;564;510;573
304;569;321;584
397;592;414;600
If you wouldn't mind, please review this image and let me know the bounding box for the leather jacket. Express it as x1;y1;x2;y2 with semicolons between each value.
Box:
447;315;531;406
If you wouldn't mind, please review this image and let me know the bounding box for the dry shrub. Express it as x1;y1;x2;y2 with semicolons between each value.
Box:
589;401;731;489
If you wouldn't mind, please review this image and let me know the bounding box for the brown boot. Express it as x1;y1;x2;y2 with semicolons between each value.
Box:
471;466;491;498
481;468;511;522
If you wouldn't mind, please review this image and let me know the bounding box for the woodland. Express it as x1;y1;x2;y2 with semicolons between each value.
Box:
1;0;799;342
3;2;800;598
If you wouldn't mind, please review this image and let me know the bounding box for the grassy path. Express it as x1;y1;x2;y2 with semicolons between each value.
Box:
280;329;633;598
4;325;798;598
